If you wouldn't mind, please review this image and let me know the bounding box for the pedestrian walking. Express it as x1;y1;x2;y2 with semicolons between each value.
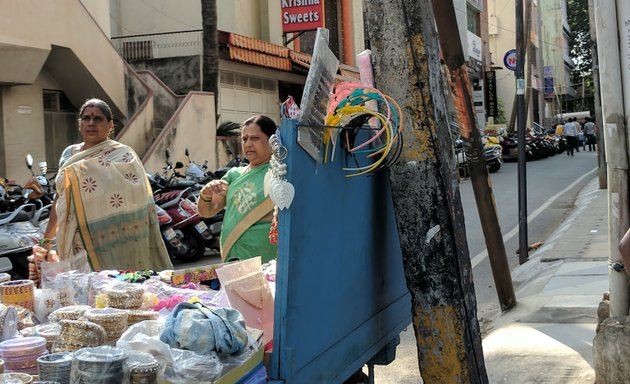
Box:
583;117;597;152
563;117;578;156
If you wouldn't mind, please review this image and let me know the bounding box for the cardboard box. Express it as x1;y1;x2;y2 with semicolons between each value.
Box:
214;341;264;384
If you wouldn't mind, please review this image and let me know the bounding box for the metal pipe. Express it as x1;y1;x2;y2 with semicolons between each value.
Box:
516;0;529;264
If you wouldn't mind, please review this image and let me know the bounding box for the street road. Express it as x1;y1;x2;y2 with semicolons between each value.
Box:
373;147;600;383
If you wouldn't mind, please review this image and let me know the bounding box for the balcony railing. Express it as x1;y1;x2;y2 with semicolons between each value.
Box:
111;30;202;61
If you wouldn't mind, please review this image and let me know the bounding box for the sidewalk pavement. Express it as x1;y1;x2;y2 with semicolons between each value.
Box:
483;177;606;383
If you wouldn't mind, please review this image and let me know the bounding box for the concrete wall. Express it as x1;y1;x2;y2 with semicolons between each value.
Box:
143;92;217;175
110;0;364;57
0;0;129;178
0;0;126;114
132;57;201;96
1;80;45;184
488;0;517;121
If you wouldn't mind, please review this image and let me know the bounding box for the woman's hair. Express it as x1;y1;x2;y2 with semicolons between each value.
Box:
79;98;113;122
242;115;277;137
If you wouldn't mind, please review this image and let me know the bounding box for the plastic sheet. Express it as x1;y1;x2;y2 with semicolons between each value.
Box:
37;351;73;383
125;351;159;383
0;372;34;383
116;319;223;383
0;305;18;342
141;279;219;313
70;346;128;384
43;272;93;305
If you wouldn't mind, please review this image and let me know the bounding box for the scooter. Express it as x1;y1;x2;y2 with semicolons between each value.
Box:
23;154;54;209
156;204;191;260
0;203;49;279
482;136;503;173
154;187;212;262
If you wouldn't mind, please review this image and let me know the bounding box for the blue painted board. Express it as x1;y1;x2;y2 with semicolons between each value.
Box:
269;119;412;383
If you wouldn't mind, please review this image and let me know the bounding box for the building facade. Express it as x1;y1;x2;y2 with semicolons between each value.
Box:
0;0;364;180
487;0;565;130
540;0;576;124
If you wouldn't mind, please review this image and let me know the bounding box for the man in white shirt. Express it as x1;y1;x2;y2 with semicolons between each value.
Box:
583;117;597;152
563;117;578;156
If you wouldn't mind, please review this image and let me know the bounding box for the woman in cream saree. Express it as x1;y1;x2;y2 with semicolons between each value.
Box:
43;98;172;272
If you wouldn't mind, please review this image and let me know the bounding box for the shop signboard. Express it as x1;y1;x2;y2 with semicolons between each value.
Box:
503;49;517;71
281;0;324;33
543;65;554;99
485;70;497;117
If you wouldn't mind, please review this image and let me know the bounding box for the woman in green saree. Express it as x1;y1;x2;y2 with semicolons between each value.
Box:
198;115;277;263
41;98;173;272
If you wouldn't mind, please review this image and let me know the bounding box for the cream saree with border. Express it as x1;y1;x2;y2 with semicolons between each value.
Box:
55;140;172;271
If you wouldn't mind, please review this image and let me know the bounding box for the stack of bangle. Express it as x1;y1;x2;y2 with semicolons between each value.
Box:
38;237;54;246
199;193;212;203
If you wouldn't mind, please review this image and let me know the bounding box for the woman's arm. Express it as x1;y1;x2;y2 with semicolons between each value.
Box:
619;227;630;275
40;196;58;253
198;179;228;218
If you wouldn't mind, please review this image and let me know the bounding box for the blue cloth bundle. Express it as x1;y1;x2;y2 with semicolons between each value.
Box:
159;302;249;355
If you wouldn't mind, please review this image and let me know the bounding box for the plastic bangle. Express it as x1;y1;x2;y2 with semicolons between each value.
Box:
39;237;54;246
200;194;212;203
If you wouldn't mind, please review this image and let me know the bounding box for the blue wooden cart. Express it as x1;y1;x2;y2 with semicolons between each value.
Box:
267;119;412;383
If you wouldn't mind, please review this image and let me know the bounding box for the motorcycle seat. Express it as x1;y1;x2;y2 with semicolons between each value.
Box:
0;210;30;224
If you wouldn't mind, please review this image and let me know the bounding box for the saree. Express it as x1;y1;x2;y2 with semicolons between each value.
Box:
221;164;277;263
55;140;173;272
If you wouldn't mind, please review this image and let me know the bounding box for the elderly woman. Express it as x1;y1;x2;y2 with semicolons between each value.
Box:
41;98;172;272
198;115;277;263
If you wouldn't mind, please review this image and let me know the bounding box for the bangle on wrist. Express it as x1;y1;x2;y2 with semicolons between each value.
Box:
39;237;54;246
200;194;212;203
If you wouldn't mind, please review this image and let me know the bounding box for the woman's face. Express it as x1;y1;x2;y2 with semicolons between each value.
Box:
79;106;112;149
241;123;271;167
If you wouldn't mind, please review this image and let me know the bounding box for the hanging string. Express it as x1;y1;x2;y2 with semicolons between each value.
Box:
323;82;404;177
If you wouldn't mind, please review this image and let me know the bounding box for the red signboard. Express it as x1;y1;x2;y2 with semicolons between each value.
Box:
281;0;324;33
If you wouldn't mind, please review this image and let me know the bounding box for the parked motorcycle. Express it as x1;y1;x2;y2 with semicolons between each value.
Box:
0;203;49;279
153;187;212;262
23;154;54;210
482;136;503;173
454;136;502;177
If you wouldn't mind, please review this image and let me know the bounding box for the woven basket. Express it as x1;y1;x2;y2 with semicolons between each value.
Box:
104;285;144;309
126;310;159;327
0;280;34;311
83;308;128;345
58;320;106;351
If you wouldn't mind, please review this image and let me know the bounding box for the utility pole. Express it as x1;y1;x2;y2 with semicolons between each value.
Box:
431;3;515;311
364;0;488;384
516;0;529;264
588;0;607;189
364;1;488;382
594;0;629;316
509;1;531;132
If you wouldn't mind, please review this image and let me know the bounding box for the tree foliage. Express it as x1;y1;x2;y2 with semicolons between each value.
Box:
567;0;592;91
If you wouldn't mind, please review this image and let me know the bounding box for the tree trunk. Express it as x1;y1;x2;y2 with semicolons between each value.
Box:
201;0;219;116
588;0;607;189
364;1;488;383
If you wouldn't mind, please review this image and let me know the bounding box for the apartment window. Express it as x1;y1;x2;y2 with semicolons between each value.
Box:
467;6;479;34
250;77;262;90
43;91;74;112
262;79;275;91
221;72;235;85
122;40;154;61
42;90;79;171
